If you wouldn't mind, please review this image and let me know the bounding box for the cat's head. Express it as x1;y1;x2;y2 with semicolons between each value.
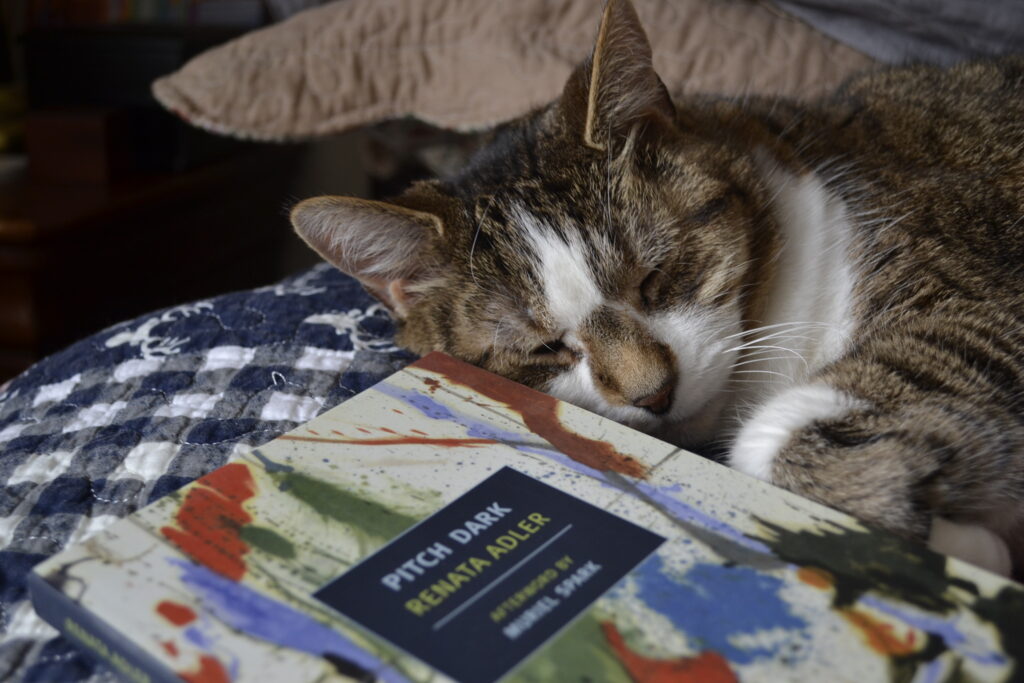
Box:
291;0;776;445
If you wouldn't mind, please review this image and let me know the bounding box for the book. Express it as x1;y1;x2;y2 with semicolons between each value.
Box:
30;352;1024;682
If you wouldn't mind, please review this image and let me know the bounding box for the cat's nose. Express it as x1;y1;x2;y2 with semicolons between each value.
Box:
633;380;674;415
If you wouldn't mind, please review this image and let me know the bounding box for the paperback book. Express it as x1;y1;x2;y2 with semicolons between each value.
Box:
30;353;1024;682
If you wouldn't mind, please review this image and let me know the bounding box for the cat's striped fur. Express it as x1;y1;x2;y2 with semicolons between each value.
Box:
292;0;1024;573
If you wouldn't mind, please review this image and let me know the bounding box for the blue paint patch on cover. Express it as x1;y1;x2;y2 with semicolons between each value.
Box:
859;595;1006;666
168;558;411;683
631;554;808;665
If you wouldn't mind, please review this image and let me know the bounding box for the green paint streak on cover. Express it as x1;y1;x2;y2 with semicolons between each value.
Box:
508;613;631;682
755;517;965;611
240;525;296;559
972;586;1024;676
276;471;419;540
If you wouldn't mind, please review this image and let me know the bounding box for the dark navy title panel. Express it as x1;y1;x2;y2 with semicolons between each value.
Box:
314;467;664;682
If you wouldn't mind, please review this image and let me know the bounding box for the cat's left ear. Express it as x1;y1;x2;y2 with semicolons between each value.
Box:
562;0;674;151
290;195;445;318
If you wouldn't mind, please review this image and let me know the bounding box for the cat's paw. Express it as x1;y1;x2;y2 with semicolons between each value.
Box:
728;383;865;481
928;517;1012;577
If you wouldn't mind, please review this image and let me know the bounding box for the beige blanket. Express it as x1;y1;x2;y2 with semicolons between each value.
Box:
152;0;875;141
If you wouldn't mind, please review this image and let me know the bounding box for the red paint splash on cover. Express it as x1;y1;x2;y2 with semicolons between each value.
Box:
413;353;647;478
842;608;919;656
156;600;197;626
179;655;231;683
602;622;737;683
795;565;920;656
796;566;834;590
280;434;496;448
161;463;256;581
161;640;179;657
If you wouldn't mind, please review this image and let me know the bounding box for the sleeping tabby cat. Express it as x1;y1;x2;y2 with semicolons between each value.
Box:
291;0;1024;574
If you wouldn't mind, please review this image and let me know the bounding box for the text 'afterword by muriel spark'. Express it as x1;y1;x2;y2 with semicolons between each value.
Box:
497;559;603;640
377;502;552;617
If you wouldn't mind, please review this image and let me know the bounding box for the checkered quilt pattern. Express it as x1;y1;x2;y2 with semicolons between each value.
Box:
0;264;414;682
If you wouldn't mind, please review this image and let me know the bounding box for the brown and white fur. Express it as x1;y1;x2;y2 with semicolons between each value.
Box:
291;0;1024;576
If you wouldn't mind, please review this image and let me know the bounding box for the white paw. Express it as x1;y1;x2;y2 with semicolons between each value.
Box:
729;383;865;481
929;517;1012;577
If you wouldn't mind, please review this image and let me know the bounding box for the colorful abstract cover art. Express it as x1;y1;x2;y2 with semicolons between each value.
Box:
30;353;1024;682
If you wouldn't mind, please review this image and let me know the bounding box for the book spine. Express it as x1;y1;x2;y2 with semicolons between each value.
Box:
27;571;181;683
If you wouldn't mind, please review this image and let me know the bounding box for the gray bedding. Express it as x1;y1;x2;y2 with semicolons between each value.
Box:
774;0;1024;65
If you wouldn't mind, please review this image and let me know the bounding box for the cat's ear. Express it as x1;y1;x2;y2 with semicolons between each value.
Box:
290;196;444;317
562;0;673;151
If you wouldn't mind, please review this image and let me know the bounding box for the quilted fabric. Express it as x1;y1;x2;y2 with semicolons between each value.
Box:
0;265;414;682
151;0;876;141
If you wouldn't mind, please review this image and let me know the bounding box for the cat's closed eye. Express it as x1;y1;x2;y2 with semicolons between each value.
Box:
639;268;662;308
530;339;567;356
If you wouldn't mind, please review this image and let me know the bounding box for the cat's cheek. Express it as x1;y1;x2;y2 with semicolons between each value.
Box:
645;308;742;420
543;360;596;409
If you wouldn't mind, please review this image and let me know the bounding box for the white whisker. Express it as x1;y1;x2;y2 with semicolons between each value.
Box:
720;320;829;342
732;369;791;379
468;195;494;286
730;356;797;369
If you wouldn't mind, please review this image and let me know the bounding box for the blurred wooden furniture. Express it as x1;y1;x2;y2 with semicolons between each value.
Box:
0;144;301;381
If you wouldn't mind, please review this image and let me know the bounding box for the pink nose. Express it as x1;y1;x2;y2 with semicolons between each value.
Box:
633;381;674;415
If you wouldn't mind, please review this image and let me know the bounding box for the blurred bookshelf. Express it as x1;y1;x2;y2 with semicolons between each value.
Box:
0;1;317;381
27;1;267;29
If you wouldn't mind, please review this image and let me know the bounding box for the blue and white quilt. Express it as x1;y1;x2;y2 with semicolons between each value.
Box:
0;264;414;682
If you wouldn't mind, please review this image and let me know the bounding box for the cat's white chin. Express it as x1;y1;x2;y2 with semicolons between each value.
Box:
653;391;733;448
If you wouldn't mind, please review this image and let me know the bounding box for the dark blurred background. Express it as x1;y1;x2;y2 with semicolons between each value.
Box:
0;0;477;382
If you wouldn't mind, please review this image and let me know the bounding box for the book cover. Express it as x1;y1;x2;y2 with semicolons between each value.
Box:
30;352;1024;682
